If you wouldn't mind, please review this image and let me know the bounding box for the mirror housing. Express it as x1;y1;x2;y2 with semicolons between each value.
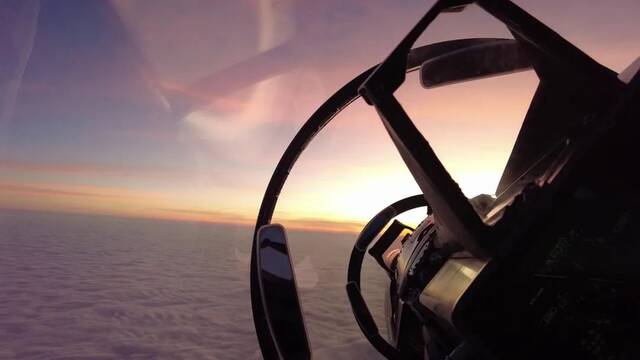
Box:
255;224;311;360
420;38;532;88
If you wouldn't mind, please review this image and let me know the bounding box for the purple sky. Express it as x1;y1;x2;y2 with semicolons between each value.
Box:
1;0;638;231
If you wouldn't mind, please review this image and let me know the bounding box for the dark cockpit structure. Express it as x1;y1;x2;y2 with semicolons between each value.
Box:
250;0;640;359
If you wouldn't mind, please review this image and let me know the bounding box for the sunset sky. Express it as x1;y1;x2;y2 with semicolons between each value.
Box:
1;0;639;232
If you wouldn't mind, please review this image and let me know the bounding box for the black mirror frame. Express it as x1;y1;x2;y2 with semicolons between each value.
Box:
419;38;531;88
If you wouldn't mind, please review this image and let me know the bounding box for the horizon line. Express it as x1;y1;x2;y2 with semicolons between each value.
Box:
0;206;364;235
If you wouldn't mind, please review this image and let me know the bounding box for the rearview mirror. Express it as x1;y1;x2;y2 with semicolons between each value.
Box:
255;224;311;360
420;38;532;88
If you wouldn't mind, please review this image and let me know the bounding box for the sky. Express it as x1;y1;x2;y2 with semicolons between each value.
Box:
1;0;639;232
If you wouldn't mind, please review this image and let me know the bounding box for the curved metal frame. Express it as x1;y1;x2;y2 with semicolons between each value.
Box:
250;64;376;360
346;194;428;359
250;41;486;358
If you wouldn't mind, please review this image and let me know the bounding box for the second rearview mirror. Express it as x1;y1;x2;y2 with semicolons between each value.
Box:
420;38;532;88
